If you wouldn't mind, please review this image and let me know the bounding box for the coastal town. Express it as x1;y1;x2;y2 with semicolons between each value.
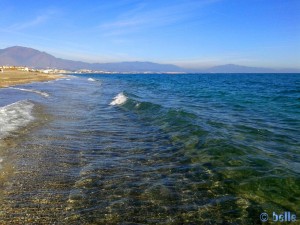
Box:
0;65;185;74
0;65;112;74
0;66;65;88
0;65;69;74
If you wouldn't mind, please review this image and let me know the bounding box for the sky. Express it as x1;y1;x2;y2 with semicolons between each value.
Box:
0;0;299;69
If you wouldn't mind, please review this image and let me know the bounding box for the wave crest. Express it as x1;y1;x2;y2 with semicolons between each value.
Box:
9;87;49;97
0;100;35;139
110;93;128;106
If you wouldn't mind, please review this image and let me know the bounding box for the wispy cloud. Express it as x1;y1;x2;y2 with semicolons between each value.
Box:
9;16;47;30
99;0;219;36
8;9;58;31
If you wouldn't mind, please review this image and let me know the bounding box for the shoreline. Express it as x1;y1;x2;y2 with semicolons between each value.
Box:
0;69;64;88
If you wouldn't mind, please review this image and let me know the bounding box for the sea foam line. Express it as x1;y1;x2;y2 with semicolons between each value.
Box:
0;100;35;139
109;92;128;106
9;87;49;97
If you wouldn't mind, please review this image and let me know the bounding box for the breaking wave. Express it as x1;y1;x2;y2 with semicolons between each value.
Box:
0;100;35;139
109;92;128;105
9;87;49;97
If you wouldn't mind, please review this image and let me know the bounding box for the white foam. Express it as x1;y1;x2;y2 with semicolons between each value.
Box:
10;87;49;97
110;92;128;106
0;100;35;139
88;78;96;82
65;75;77;78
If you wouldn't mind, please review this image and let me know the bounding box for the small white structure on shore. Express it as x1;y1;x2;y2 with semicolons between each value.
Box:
42;69;52;74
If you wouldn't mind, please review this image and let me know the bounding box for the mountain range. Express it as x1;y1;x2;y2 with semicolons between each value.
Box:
0;46;299;73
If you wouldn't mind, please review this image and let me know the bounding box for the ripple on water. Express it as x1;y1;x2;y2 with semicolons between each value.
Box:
0;74;299;224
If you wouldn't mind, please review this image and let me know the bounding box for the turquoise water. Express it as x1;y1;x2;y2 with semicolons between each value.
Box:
0;73;299;224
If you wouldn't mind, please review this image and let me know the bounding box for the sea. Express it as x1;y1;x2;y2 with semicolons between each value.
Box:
0;73;299;224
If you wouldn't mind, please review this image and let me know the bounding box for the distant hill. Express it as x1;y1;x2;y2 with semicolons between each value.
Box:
204;64;273;73
0;46;184;72
0;46;299;73
203;64;300;73
89;61;184;72
0;46;88;70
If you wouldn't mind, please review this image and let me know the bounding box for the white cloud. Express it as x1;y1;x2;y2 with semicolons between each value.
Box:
9;16;47;30
98;0;220;37
8;9;59;31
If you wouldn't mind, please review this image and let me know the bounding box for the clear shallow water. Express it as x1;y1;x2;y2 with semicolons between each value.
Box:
0;74;299;224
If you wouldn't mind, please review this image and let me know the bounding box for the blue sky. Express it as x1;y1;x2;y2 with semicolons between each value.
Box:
1;0;299;69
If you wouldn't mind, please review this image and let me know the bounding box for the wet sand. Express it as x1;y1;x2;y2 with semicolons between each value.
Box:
0;69;64;88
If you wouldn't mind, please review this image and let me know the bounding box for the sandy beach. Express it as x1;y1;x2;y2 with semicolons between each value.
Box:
0;69;64;88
